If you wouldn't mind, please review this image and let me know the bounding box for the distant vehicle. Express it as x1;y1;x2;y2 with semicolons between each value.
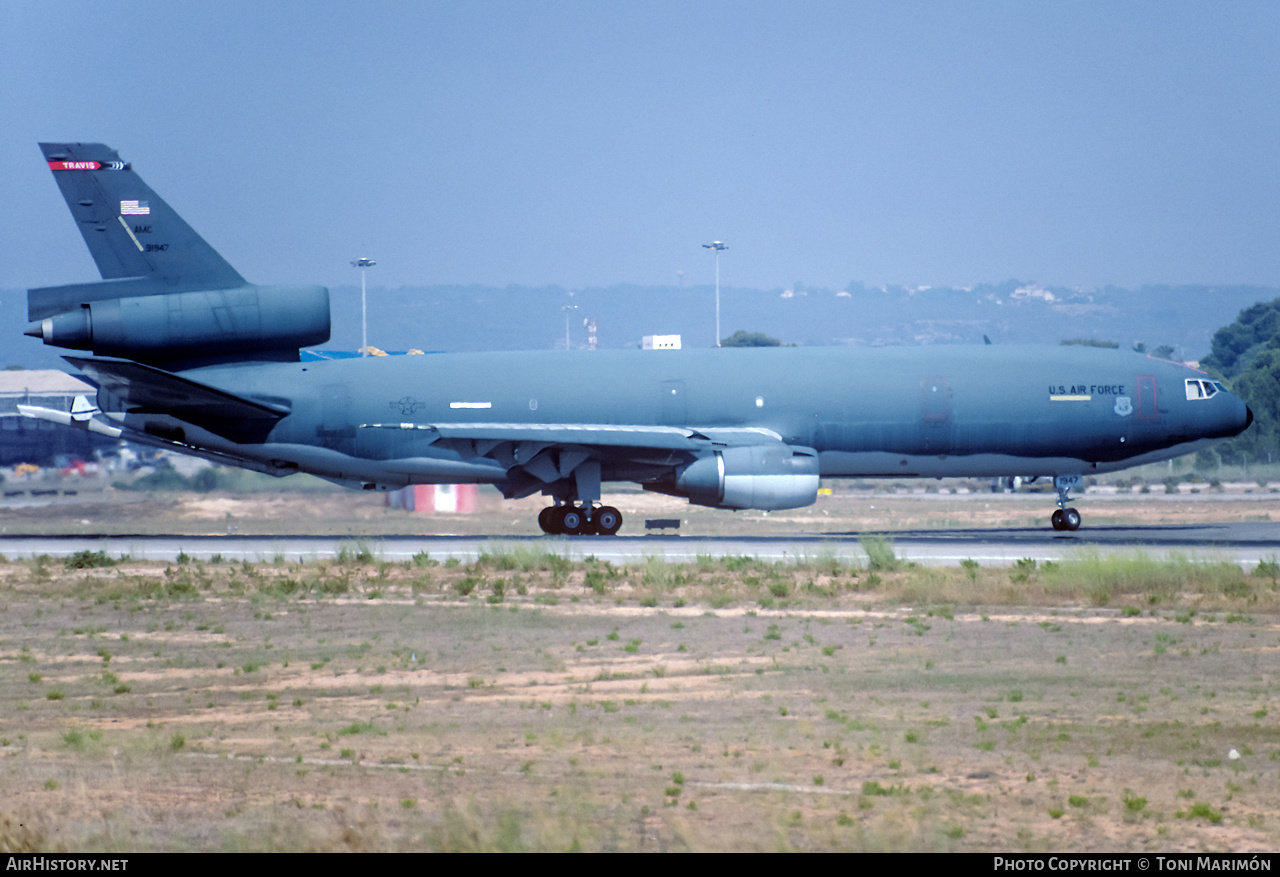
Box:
21;143;1252;534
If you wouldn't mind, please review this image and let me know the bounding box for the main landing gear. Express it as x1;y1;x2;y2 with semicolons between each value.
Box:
538;503;623;536
1050;474;1083;532
536;460;622;535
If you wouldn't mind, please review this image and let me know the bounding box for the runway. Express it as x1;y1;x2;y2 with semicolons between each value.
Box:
5;520;1280;567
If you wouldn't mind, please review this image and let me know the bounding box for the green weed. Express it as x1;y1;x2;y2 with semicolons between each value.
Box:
64;550;116;569
860;536;899;572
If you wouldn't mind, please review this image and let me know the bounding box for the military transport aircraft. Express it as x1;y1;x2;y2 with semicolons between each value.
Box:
20;143;1252;535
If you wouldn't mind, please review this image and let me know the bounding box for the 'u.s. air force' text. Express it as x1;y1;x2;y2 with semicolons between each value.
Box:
1049;384;1125;396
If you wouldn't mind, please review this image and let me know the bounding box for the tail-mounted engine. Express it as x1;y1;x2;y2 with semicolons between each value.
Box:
26;284;330;366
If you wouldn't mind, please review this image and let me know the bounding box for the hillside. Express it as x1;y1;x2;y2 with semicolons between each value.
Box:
2;281;1276;367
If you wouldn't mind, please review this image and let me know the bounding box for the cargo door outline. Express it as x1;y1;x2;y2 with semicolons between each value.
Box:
318;383;355;443
659;380;687;425
921;375;951;454
922;376;950;423
1136;375;1157;420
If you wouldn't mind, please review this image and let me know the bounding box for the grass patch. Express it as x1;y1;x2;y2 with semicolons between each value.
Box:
860;536;899;572
1042;550;1252;606
1177;802;1223;824
64;550;117;569
337;721;383;737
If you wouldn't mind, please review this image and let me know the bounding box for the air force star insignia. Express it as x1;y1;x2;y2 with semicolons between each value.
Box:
392;396;426;416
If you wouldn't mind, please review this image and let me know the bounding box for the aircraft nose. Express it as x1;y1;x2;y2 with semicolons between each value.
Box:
1227;397;1253;437
1215;392;1253;439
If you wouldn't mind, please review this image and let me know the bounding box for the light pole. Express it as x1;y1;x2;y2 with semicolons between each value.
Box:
561;304;578;350
702;241;727;347
351;258;376;356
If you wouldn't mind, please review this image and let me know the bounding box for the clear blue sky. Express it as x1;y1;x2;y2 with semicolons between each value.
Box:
2;0;1278;293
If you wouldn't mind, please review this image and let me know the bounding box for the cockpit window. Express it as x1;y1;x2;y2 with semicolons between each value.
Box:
1185;379;1219;400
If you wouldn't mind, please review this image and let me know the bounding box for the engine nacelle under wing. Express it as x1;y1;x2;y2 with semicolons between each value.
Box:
675;444;820;510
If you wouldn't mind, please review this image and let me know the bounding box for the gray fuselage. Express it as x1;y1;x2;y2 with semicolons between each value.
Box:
157;344;1248;490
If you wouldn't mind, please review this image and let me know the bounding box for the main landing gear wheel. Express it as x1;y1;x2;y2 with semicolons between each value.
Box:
594;506;622;536
539;505;572;535
559;506;590;536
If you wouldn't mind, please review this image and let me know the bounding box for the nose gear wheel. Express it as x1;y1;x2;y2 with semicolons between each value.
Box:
1050;475;1082;531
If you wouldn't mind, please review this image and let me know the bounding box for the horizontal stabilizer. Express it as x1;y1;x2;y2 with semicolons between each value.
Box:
18;403;123;439
18;400;295;476
65;356;290;443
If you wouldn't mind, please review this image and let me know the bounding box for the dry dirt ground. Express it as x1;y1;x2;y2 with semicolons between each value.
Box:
1;550;1279;852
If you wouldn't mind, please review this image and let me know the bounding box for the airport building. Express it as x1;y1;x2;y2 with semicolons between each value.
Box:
0;370;117;467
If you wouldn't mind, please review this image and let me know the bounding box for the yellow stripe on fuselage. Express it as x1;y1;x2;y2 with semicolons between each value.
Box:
1049;395;1092;402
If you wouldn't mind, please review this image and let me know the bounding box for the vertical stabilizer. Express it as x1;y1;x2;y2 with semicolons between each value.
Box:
39;142;245;288
29;143;329;368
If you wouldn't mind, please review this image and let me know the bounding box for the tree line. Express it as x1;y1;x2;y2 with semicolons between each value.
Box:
1201;298;1280;466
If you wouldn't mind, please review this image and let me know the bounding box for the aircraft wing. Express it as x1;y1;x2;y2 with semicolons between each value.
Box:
64;356;291;443
358;421;784;450
358;421;793;499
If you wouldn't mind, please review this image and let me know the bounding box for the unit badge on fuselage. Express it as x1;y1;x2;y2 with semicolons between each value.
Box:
1114;396;1133;417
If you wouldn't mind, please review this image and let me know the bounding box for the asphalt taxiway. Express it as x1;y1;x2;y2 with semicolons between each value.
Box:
4;520;1280;567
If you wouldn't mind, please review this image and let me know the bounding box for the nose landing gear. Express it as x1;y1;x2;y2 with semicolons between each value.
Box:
1051;475;1082;532
1050;507;1081;531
